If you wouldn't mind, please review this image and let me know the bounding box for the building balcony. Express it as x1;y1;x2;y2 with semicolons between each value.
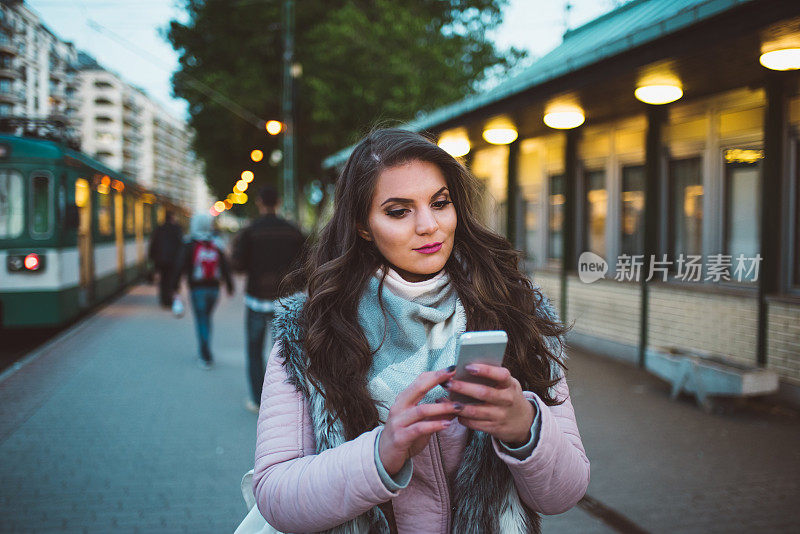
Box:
0;43;17;56
0;67;17;79
0;90;21;104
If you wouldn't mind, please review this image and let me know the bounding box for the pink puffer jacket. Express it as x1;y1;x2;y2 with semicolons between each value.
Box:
253;342;590;533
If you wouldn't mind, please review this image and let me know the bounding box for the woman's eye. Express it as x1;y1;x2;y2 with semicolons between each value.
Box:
386;208;409;218
432;200;452;209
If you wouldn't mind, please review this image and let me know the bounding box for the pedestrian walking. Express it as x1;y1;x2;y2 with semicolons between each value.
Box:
247;129;589;533
172;213;234;369
148;210;183;307
232;185;305;413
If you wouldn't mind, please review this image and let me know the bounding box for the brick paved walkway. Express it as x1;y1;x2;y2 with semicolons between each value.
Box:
1;282;798;533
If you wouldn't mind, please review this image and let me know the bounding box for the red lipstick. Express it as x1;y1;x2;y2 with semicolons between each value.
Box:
414;242;443;254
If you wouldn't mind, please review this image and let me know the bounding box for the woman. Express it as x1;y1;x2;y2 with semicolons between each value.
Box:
172;213;234;369
252;129;589;533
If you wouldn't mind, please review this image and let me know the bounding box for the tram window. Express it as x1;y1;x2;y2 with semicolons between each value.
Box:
143;203;152;233
669;157;703;260
548;174;564;263
724;159;761;282
124;195;135;235
30;174;53;238
0;169;24;239
621;165;645;257
97;189;113;236
583;169;607;259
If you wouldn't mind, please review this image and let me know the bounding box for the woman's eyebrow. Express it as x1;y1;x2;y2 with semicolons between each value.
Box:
380;187;449;207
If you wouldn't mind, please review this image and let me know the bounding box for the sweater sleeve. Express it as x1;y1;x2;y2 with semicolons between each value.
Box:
253;342;402;532
491;375;590;515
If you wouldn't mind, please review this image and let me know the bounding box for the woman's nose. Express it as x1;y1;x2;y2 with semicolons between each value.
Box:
416;207;439;235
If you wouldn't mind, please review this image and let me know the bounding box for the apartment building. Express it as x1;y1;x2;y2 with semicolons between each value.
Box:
0;2;208;212
75;61;208;212
0;1;78;122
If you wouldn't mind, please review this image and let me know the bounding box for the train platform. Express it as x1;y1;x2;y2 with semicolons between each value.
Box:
1;281;798;533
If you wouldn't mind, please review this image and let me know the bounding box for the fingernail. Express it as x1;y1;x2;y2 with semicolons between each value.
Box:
441;421;451;427
465;365;478;375
453;403;463;411
441;381;450;389
445;365;456;373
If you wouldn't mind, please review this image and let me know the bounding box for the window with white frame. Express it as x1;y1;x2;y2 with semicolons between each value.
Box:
723;150;762;282
621;165;645;257
548;174;564;263
669;157;703;261
583;169;607;259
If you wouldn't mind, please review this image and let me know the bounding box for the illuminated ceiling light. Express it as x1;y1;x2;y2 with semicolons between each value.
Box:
213;201;225;212
543;104;585;129
235;180;248;192
759;48;800;70
265;120;283;135
250;150;264;162
437;128;471;157
241;170;254;183
482;117;518;145
635;84;683;105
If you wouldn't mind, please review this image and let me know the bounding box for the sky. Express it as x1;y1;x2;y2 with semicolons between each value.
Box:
25;0;623;121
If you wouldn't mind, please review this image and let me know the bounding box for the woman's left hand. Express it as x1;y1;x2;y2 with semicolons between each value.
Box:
443;364;534;446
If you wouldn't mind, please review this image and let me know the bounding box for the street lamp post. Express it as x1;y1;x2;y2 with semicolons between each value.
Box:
281;0;296;220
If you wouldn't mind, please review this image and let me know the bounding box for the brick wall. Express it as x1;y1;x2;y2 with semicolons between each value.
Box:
647;285;758;367
767;301;800;385
566;277;641;347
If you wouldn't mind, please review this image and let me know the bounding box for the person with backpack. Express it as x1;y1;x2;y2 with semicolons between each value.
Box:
172;213;234;369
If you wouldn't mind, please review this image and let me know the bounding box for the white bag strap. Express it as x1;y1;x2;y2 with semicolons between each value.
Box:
241;469;256;511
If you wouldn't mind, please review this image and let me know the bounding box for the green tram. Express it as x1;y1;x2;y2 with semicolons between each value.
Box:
0;133;185;328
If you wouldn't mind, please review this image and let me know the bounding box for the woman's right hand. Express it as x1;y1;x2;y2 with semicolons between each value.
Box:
378;366;463;476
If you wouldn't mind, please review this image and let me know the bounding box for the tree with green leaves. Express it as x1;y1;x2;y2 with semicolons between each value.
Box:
167;0;524;214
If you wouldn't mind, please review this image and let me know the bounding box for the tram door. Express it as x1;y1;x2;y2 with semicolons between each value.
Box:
75;178;94;307
114;190;124;284
135;199;144;270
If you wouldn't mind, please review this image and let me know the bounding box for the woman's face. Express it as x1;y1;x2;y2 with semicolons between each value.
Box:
358;159;457;282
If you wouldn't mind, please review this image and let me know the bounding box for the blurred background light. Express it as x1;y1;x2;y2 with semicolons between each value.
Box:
482;117;518;145
250;150;263;162
265;120;283;135
759;48;800;70
543;104;585;129
241;170;254;183
437;128;471;157
635;84;683;105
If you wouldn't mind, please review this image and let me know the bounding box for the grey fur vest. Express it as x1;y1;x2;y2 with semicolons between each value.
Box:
273;293;546;534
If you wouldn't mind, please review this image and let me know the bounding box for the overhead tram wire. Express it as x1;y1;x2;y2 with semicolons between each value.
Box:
85;19;268;129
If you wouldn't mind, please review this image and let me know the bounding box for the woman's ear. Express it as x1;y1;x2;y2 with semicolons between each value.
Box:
356;224;373;242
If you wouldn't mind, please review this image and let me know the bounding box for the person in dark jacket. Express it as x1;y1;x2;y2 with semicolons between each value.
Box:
172;213;234;369
232;185;305;412
148;211;184;307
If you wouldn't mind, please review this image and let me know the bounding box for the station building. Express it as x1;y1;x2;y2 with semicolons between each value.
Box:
325;0;800;404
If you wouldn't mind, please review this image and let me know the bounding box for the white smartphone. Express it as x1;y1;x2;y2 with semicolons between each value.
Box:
448;330;508;404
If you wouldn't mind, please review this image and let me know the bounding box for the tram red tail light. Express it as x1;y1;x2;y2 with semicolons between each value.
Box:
6;252;46;273
24;253;40;271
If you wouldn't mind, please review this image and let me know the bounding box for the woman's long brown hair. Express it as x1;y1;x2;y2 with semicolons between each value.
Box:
282;128;570;441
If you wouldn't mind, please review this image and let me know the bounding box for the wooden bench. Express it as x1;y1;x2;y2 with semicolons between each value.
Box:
645;346;779;412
